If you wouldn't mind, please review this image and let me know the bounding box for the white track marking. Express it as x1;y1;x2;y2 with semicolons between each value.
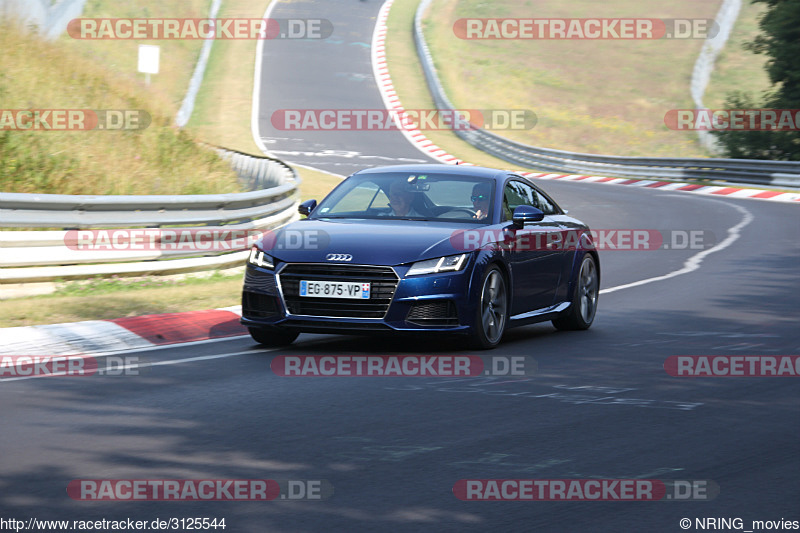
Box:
600;200;753;294
292;162;346;180
140;349;280;368
251;0;281;157
371;0;450;164
0;338;337;382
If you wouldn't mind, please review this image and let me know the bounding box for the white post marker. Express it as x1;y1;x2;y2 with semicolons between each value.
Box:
138;44;160;86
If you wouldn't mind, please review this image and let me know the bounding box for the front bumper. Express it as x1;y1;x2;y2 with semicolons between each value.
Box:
241;261;475;334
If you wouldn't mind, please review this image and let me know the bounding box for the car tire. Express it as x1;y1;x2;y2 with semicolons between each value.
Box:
468;265;508;350
248;327;299;347
552;254;598;331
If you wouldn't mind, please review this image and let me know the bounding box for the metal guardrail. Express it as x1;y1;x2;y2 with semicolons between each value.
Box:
0;187;297;229
214;146;298;191
413;0;800;187
0;148;301;284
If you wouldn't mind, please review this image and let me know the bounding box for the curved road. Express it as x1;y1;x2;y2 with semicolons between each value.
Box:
254;0;436;175
1;1;798;532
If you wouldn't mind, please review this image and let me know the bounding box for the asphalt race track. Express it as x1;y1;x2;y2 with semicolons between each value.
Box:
255;0;436;175
1;1;798;531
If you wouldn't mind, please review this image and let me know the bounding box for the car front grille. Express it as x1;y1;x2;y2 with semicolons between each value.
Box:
406;300;459;327
278;264;399;318
283;320;392;332
244;268;278;295
242;291;280;319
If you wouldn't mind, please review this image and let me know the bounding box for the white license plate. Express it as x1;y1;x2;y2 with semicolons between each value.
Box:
299;280;371;299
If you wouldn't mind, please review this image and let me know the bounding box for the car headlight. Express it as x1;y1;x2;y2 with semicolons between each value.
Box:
406;253;468;276
248;246;274;269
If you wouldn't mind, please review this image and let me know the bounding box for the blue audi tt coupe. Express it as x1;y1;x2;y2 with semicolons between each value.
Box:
241;164;599;349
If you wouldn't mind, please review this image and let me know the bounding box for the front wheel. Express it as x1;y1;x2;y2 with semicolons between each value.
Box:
248;327;299;347
468;265;508;350
552;254;598;331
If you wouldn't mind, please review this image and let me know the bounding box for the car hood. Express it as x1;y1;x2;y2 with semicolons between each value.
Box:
260;218;473;266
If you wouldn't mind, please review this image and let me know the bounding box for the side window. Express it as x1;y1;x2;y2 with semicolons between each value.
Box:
503;181;539;220
532;189;557;215
504;181;528;212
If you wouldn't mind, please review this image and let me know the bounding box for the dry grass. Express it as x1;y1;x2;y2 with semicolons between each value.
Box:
387;0;767;160
61;0;213;118
703;0;771;108
188;0;269;154
423;0;723;158
384;0;534;170
0;275;244;327
0;0;343;325
0;1;241;195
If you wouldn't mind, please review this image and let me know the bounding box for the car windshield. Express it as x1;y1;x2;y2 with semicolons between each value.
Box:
311;172;494;223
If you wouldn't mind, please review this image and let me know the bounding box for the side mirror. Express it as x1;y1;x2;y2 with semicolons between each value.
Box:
298;199;317;217
512;205;544;227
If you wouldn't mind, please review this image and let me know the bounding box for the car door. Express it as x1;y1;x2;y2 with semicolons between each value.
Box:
502;179;567;314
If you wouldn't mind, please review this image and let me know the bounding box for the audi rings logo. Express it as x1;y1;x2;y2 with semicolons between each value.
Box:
326;253;353;262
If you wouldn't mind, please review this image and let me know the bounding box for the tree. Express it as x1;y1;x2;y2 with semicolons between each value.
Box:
712;0;800;160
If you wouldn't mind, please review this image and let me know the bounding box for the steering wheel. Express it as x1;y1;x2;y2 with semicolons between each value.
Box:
440;208;478;219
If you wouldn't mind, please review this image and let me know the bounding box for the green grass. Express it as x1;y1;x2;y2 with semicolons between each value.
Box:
0;273;245;327
52;271;242;297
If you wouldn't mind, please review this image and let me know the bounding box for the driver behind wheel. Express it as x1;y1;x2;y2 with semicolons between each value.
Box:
471;182;492;220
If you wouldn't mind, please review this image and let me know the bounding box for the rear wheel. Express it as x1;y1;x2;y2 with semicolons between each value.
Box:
248;327;299;347
468;265;508;349
552;254;598;331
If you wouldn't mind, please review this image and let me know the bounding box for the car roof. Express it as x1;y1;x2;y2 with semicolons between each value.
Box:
353;164;509;180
